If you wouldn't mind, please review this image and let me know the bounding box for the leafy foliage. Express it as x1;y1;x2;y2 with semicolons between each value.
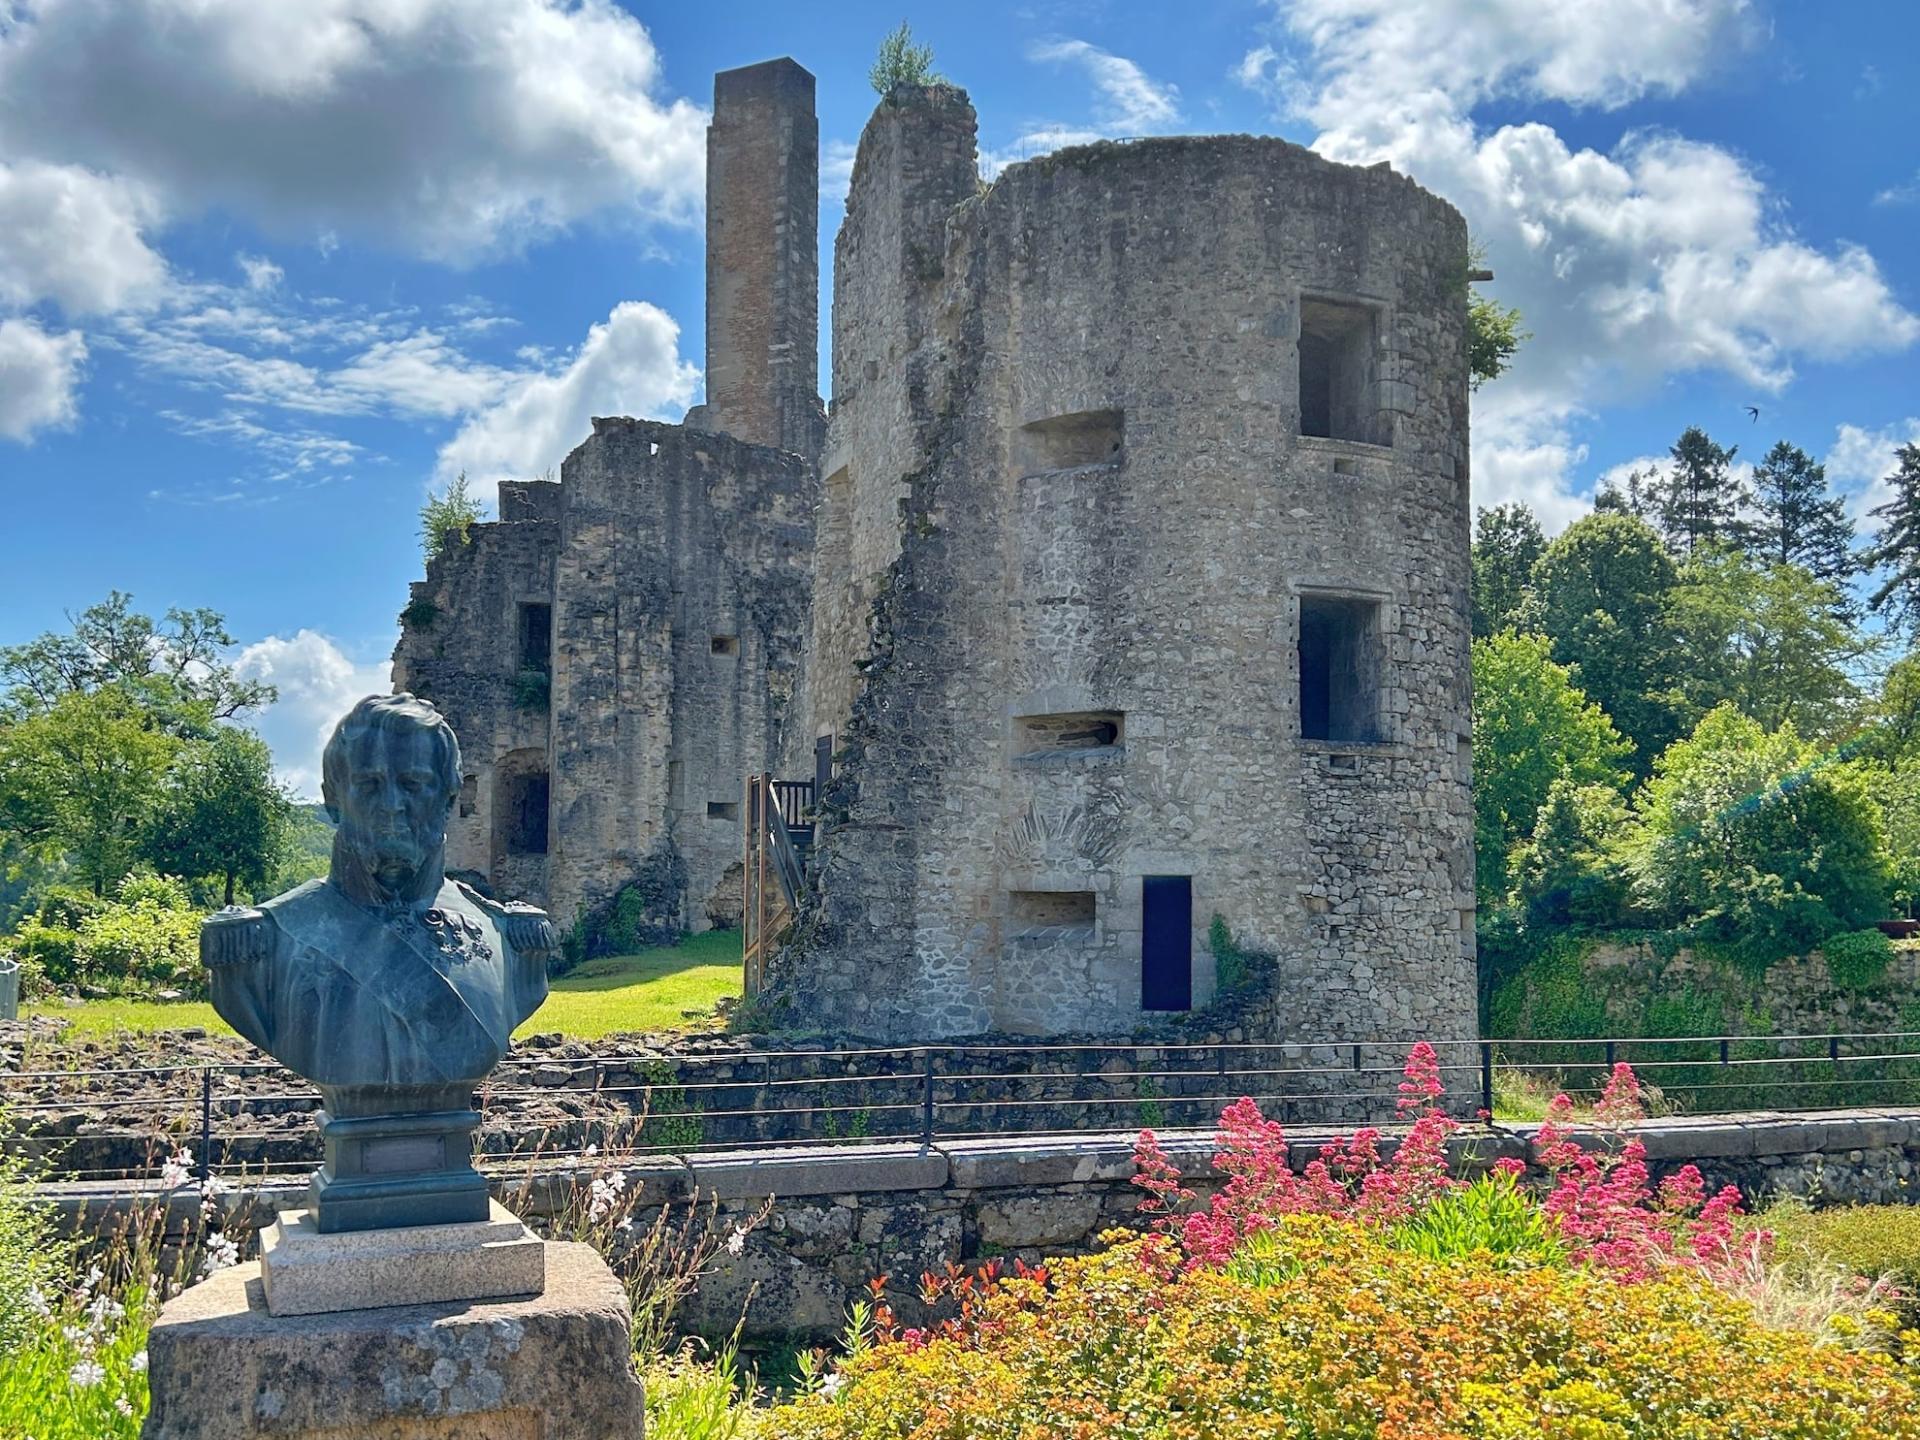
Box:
0;592;273;727
1470;632;1630;902
1524;512;1683;769
1469;502;1545;638
868;22;938;94
1630;705;1888;966
420;470;482;561
1467;291;1526;389
145;727;292;905
1821;928;1895;992
1511;780;1635;928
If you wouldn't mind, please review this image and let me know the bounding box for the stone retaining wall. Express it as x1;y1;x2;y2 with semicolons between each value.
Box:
33;1108;1920;1340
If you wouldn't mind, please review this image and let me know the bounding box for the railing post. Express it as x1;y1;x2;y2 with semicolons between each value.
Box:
920;1048;935;1145
1479;1040;1494;1121
1720;1038;1731;1067
1604;1040;1617;1073
1830;1035;1842;1066
197;1066;213;1182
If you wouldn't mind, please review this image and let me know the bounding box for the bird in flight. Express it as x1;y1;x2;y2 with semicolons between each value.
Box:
1744;405;1761;423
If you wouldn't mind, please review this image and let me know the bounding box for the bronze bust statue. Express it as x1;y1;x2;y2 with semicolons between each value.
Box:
203;694;552;1231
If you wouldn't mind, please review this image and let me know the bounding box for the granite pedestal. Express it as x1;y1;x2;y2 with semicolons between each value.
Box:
141;1241;642;1440
259;1201;545;1317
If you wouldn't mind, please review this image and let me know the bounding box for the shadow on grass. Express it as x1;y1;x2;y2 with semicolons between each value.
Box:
552;928;744;993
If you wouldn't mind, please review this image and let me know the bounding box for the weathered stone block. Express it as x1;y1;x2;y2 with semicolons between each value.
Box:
688;1143;948;1199
142;1242;642;1440
259;1204;544;1318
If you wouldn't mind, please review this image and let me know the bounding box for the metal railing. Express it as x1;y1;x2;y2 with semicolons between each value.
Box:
6;1030;1920;1184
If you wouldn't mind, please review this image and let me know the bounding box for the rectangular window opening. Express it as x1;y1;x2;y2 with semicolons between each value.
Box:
707;800;741;821
518;602;552;675
502;771;550;855
1299;594;1383;743
458;774;478;819
1014;408;1124;474
710;634;740;656
1013;709;1124;757
1298;299;1383;445
1009;890;1096;933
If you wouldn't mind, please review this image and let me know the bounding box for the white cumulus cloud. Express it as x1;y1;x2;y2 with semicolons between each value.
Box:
1828;419;1920;521
235;629;392;798
0;161;167;315
1029;38;1181;132
436;300;699;487
0;0;707;263
1239;0;1918;527
0;319;88;442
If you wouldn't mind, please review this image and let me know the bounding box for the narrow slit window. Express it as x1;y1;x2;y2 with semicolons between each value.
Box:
518;602;552;675
1013;709;1124;757
707;800;740;821
1298;300;1383;445
1014;409;1124;473
1298;594;1383;743
710;635;739;656
1010;890;1096;932
501;771;550;855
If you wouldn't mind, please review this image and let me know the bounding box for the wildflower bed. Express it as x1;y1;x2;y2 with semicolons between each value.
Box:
775;1048;1920;1439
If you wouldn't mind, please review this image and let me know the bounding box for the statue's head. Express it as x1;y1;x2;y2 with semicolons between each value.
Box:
322;694;462;906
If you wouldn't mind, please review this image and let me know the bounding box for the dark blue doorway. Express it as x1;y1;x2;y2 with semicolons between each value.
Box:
1142;875;1192;1011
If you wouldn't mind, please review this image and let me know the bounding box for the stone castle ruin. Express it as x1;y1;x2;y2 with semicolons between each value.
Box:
394;58;1478;1046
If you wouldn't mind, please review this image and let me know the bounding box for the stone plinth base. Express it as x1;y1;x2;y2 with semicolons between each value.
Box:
141;1241;642;1440
260;1201;543;1317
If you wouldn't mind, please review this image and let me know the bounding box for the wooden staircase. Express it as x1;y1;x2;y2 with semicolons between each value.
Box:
742;774;813;995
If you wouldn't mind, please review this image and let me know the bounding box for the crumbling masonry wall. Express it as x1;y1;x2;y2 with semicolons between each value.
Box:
775;86;1477;1044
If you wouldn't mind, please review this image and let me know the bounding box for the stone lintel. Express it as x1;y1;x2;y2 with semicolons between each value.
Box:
941;1131;1213;1189
142;1241;640;1440
260;1203;544;1318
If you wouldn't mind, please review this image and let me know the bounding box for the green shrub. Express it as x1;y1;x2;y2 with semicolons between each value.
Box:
116;871;192;911
0;1151;64;1357
74;897;200;992
9;920;80;986
1387;1172;1567;1270
1487;933;1606;1039
399;596;439;629
1764;1198;1920;1311
34;887;106;932
511;667;551;711
1822;928;1895;991
1208;915;1248;993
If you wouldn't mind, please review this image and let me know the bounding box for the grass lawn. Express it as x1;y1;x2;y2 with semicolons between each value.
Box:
23;929;744;1042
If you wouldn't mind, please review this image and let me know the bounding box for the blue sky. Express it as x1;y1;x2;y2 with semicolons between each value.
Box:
1;0;1916;793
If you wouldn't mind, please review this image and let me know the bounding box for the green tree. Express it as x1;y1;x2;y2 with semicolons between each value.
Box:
1593;466;1659;522
0;592;273;726
1631;704;1888;959
1880;760;1920;918
145;727;294;905
1511;779;1634;928
1666;549;1874;738
1467;293;1525;389
1523;512;1683;770
421;471;483;561
1470;632;1631;903
1470;502;1546;638
1864;443;1920;637
0;686;180;895
869;21;938;94
1745;440;1857;589
1658;427;1743;557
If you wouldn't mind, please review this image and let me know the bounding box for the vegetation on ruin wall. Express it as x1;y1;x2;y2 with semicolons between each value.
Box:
1474;436;1920;1042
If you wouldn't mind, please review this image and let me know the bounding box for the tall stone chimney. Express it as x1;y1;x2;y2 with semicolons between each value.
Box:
697;57;825;460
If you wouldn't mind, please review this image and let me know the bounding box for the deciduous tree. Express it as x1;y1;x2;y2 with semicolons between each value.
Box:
1470;502;1545;638
146;727;294;905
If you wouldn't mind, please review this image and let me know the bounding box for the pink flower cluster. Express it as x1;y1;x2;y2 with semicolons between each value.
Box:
1534;1062;1761;1281
1134;1046;1761;1279
1134;1042;1466;1267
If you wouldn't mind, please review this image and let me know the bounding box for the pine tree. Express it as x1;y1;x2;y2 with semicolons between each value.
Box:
1470;502;1546;638
1745;440;1856;586
1865;444;1920;636
1594;466;1658;522
1658;427;1742;556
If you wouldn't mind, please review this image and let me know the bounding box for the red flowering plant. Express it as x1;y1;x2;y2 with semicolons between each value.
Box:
1133;1043;1763;1282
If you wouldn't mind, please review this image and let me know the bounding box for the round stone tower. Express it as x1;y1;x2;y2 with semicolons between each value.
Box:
781;86;1476;1046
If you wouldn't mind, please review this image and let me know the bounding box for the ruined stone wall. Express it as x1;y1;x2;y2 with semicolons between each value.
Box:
545;418;815;931
391;483;559;900
699;58;825;460
781;90;1476;1045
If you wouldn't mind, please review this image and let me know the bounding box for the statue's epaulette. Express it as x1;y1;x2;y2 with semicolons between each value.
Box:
201;906;273;969
456;882;557;960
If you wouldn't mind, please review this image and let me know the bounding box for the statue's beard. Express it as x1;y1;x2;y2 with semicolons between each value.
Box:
332;823;444;908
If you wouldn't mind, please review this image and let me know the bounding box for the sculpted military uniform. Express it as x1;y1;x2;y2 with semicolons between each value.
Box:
203;878;553;1097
